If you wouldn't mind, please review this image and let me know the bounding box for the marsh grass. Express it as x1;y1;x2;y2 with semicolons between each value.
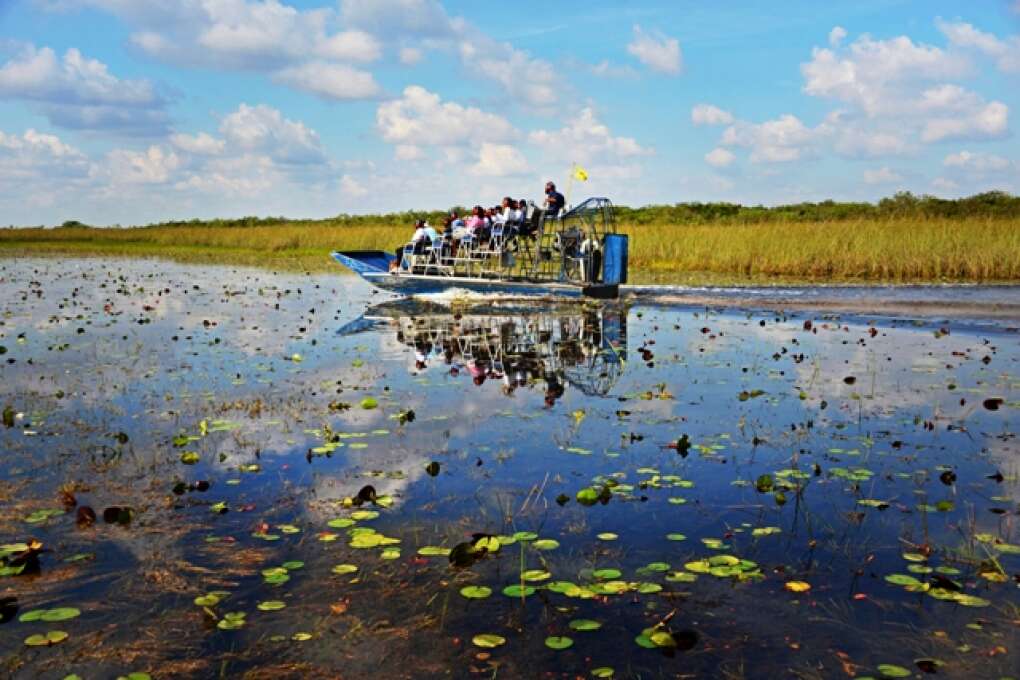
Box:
2;216;1018;282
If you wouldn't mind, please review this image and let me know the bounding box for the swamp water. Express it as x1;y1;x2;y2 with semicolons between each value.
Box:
0;258;1018;679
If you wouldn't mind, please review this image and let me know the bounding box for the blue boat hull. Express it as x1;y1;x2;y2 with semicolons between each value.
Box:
330;251;618;299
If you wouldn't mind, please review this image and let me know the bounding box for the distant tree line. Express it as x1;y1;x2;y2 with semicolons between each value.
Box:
48;191;1020;230
613;191;1020;224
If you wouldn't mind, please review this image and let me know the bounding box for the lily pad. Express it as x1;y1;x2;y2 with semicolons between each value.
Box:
257;600;286;611
532;539;560;550
25;630;68;646
545;635;573;650
329;564;358;578
460;585;492;599
502;584;535;597
472;634;506;648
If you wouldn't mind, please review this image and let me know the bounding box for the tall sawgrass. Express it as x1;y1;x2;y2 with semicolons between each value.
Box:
620;217;1020;281
2;216;1018;282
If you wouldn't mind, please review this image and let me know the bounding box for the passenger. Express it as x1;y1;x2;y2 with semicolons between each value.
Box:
443;210;462;237
391;219;428;271
496;196;514;225
464;206;484;233
543;181;565;217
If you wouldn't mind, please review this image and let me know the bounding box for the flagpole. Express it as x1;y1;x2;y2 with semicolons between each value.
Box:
565;162;575;210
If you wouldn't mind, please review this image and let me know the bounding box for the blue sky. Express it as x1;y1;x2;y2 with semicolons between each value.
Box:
1;0;1019;225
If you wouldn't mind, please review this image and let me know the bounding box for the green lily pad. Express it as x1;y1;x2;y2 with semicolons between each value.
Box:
331;564;358;575
472;634;506;648
460;585;492;599
532;539;560;550
521;569;551;582
25;630;68;646
545;636;573;650
257;600;286;611
502;584;536;597
20;607;81;622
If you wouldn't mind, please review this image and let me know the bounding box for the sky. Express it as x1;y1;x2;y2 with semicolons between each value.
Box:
1;0;1019;226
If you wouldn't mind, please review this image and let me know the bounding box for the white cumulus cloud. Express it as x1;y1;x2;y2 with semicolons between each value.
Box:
219;103;326;165
829;26;847;48
529;107;651;164
691;104;734;126
801;34;970;116
921;100;1008;142
45;0;385;102
106;145;181;184
272;62;381;101
460;42;561;107
704;147;735;167
627;25;683;75
376;85;517;148
470;143;529;177
722;114;818;163
0;44;168;135
170;132;226;155
936;19;1020;74
339;173;368;197
943;150;1012;172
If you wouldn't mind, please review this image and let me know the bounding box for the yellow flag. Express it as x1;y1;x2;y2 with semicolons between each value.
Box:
573;165;589;181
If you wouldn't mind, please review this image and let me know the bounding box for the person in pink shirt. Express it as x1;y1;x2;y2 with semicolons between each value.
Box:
464;206;485;232
453;205;484;241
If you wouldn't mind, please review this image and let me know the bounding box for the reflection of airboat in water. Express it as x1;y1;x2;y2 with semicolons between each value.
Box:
340;301;628;398
331;198;628;300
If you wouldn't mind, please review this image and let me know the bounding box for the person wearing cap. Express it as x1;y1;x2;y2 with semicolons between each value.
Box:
544;181;565;217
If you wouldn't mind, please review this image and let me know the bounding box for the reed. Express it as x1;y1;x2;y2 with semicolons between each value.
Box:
2;216;1018;282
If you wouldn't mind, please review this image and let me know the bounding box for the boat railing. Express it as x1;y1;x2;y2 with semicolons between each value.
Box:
394;198;614;284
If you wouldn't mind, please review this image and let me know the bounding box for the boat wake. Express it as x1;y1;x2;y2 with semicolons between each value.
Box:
622;284;1020;323
412;287;553;305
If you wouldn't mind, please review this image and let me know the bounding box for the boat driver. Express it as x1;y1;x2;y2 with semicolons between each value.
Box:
544;181;565;217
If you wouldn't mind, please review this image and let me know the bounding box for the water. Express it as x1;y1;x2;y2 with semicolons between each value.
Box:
1;258;1018;679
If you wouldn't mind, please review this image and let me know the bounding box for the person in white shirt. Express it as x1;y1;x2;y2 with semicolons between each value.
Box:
496;196;514;225
391;219;433;270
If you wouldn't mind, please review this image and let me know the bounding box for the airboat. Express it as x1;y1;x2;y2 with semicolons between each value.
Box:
331;198;627;300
